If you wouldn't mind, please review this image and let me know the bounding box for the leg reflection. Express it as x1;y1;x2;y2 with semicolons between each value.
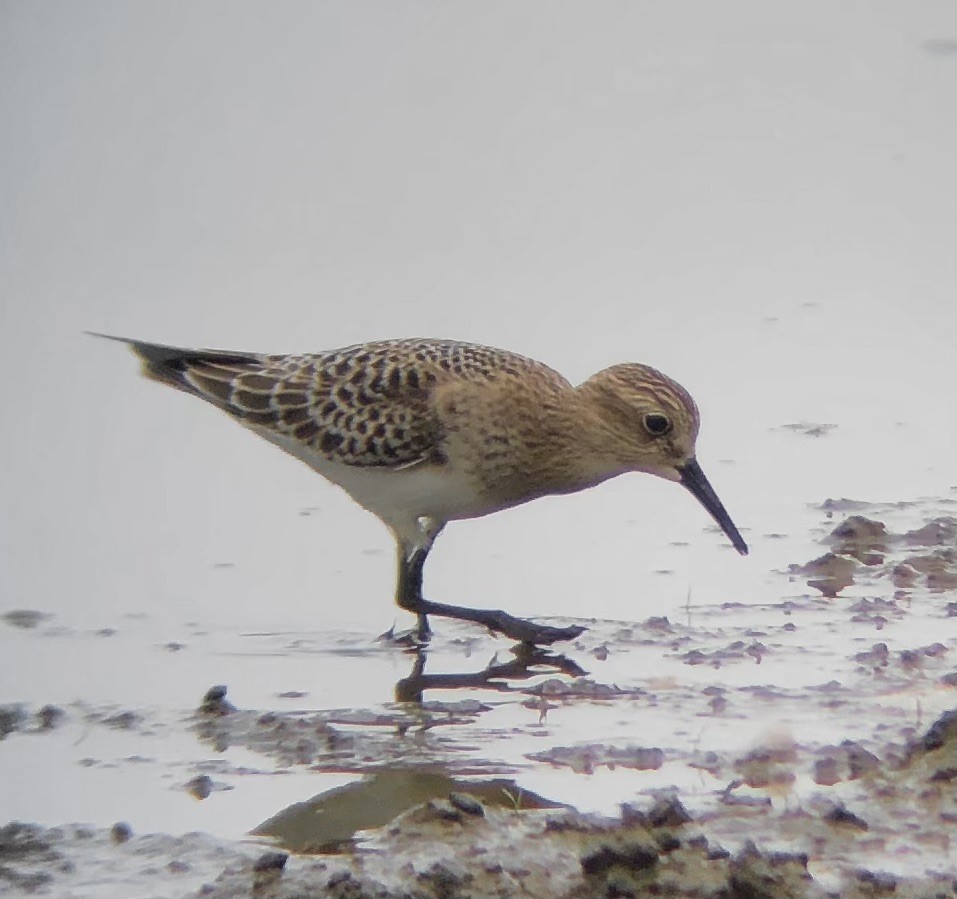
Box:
395;644;587;704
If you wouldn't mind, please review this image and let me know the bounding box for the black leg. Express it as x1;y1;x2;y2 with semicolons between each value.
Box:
394;536;585;646
417;599;586;645
396;543;432;638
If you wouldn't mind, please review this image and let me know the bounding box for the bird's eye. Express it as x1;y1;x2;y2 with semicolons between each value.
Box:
643;413;672;436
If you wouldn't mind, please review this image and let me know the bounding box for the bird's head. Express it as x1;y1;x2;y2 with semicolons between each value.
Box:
579;363;748;555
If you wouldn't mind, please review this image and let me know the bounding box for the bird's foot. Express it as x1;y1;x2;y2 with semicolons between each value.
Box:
376;623;431;648
417;600;585;646
492;615;586;646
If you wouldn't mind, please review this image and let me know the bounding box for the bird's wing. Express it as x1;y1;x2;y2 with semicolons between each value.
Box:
99;335;444;468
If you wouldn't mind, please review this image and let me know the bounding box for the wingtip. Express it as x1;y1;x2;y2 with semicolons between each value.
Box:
87;331;159;365
89;331;265;378
86;330;132;344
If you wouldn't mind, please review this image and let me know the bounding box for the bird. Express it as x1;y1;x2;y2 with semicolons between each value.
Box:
93;334;748;644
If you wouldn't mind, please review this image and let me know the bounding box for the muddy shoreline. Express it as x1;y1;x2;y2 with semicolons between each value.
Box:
2;702;955;898
2;502;956;898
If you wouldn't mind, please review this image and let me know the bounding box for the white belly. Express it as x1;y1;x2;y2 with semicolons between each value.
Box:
249;424;489;531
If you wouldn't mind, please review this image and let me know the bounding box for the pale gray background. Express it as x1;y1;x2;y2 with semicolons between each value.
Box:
2;1;957;849
2;1;955;636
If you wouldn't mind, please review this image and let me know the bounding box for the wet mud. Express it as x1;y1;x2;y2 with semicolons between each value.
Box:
2;498;956;897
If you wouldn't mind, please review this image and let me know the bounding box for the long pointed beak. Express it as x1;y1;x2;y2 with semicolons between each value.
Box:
678;459;748;555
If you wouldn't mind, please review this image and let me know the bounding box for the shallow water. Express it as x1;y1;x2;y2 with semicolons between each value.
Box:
2;493;955;894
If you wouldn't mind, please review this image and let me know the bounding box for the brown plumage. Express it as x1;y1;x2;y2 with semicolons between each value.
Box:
94;334;747;644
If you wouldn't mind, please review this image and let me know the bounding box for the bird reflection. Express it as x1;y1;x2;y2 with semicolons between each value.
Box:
191;642;590;764
394;643;587;704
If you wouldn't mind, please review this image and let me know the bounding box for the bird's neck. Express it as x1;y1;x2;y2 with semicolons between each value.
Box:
521;385;632;496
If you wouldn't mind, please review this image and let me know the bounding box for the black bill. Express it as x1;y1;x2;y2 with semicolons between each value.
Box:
679;459;748;556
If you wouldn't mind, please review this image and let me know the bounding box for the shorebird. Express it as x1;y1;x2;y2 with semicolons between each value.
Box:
94;335;748;644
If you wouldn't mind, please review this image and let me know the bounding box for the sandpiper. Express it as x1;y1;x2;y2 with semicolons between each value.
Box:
95;335;747;644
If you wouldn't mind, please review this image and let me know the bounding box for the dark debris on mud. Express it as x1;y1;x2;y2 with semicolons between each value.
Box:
4;708;957;899
790;511;957;598
3;506;957;898
0;702;65;740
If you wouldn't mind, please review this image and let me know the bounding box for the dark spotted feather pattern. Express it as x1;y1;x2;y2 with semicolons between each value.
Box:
126;338;566;469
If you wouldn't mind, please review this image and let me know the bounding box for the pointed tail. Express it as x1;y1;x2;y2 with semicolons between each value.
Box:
87;331;261;391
